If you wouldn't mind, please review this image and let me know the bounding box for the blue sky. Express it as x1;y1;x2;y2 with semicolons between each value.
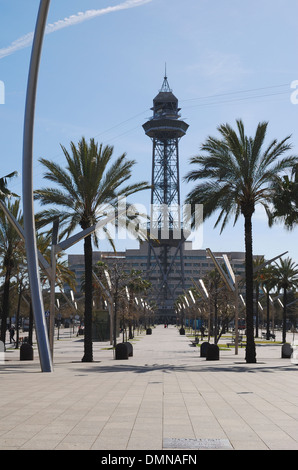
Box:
0;0;297;263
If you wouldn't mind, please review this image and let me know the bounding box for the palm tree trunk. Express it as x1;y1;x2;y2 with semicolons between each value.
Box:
128;298;133;339
266;292;270;340
82;234;93;362
0;267;11;344
28;302;33;346
282;287;287;343
113;275;119;349
244;213;256;363
214;294;218;345
15;286;23;349
255;282;259;338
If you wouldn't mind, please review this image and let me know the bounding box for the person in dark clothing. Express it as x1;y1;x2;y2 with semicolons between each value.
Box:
9;326;15;344
200;325;205;340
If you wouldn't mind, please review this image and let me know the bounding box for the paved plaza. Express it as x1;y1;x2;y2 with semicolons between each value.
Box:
1;325;298;451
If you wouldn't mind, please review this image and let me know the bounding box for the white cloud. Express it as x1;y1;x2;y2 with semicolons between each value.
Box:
0;32;35;59
0;0;152;60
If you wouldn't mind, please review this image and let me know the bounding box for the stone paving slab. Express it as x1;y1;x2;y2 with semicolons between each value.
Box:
1;325;298;451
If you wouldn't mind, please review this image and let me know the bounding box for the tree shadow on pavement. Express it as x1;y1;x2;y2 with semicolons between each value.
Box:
67;361;298;375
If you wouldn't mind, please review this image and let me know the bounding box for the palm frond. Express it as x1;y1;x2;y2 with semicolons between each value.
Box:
185;119;298;230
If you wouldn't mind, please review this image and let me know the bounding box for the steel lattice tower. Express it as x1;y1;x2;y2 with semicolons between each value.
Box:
142;73;189;320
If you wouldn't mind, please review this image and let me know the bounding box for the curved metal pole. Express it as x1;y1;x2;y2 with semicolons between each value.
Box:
22;0;53;372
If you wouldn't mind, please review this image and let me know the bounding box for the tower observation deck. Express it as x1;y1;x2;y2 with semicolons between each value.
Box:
142;74;189;320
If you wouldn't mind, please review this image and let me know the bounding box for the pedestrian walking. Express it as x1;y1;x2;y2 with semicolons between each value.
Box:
9;326;15;344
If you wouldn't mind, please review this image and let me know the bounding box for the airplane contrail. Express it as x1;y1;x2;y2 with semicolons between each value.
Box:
0;0;152;59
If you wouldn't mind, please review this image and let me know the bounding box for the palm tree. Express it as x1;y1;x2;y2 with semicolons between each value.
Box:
259;264;277;340
269;164;298;229
0;198;23;344
253;256;265;338
273;257;298;343
35;137;150;362
205;269;221;344
14;260;29;349
184;119;297;363
126;269;151;338
0;171;18;199
205;267;235;344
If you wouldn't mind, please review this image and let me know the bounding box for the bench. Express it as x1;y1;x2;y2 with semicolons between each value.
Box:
190;336;200;347
262;332;276;340
227;335;244;348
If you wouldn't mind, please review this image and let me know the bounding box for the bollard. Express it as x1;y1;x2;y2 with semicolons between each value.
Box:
206;344;220;361
20;342;34;361
115;343;128;360
281;343;293;358
200;341;210;357
124;342;133;357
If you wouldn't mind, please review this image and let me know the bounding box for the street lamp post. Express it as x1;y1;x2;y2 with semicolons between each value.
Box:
49;219;59;359
192;278;209;340
22;0;52;372
189;290;197;334
0;198;124;364
93;272;113;345
199;279;210;341
206;248;288;355
206;249;238;353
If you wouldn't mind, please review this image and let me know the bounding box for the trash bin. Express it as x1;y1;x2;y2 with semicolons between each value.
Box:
146;328;152;335
281;343;293;358
206;344;219;361
124;342;133;357
115;343;129;360
20;342;33;361
179;327;185;335
200;341;210;357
